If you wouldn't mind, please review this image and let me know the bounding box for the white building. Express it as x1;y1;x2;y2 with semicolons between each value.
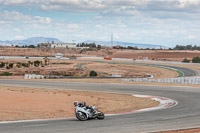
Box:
38;42;76;48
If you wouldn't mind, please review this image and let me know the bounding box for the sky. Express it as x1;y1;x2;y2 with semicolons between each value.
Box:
0;0;200;47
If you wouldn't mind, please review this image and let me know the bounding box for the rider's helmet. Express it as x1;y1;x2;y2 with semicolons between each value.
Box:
74;101;79;106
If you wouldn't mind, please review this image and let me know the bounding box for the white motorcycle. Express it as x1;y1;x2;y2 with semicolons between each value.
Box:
74;101;105;121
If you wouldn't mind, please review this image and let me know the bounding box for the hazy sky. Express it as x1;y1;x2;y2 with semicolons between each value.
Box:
0;0;200;47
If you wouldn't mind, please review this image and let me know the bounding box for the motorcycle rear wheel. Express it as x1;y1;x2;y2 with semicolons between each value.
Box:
76;112;88;121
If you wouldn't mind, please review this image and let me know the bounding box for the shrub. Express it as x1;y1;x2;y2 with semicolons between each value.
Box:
22;63;29;67
9;63;14;68
192;56;200;63
90;71;97;77
0;72;13;76
182;58;190;63
16;64;21;68
0;62;5;68
28;61;32;66
34;60;40;67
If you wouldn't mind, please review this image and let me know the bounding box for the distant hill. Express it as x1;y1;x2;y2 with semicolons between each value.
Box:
83;40;167;49
0;37;64;46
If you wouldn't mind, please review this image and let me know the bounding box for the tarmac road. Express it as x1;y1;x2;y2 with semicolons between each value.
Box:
134;63;199;77
89;60;199;77
1;80;200;133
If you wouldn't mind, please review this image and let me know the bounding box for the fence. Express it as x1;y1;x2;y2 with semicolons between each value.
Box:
24;74;44;79
121;77;200;84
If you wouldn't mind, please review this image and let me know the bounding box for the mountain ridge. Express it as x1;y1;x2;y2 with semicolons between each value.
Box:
0;37;63;46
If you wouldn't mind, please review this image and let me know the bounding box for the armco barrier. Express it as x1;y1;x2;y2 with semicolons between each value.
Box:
24;74;44;79
77;57;137;62
121;77;200;84
112;58;134;62
104;57;112;60
77;57;104;60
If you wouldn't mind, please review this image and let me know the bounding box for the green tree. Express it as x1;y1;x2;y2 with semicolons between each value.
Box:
9;63;14;69
16;62;22;68
182;58;190;63
192;56;200;63
34;60;40;67
43;57;49;65
0;72;12;76
97;45;101;50
0;62;5;68
22;63;29;67
90;70;97;77
28;45;36;48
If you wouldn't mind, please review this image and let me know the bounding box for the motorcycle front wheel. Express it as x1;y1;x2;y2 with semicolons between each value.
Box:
76;112;88;121
97;111;105;120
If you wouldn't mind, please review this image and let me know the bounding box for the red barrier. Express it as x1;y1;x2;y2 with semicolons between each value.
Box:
104;57;112;60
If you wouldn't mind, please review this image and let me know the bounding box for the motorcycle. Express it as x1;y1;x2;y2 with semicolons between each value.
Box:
74;101;105;121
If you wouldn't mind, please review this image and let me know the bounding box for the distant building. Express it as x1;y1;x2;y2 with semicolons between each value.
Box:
38;42;76;49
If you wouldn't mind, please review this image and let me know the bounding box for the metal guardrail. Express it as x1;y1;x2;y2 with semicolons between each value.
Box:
45;76;139;79
121;77;200;84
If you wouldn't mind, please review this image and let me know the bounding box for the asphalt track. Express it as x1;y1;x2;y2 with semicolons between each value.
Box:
89;60;199;77
134;63;199;77
1;80;200;133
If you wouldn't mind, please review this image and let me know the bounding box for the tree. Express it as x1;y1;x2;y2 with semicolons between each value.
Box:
16;62;22;68
22;63;29;67
34;60;40;67
182;58;190;63
174;45;200;50
9;63;14;69
28;45;36;48
89;70;97;77
28;61;32;67
97;45;101;49
0;72;12;76
0;62;5;68
43;57;49;65
127;46;138;50
192;56;200;63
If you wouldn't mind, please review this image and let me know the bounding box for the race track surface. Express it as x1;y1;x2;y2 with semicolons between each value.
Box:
87;60;199;77
1;80;200;133
135;63;199;77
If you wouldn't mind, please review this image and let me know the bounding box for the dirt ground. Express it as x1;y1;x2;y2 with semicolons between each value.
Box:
1;48;200;62
110;50;200;62
0;59;179;78
0;47;112;57
84;63;178;78
0;59;88;76
0;86;159;121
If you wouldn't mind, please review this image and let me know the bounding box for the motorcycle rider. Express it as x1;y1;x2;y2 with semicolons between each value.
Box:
74;101;95;114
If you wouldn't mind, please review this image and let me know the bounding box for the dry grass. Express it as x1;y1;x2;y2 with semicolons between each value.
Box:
0;86;159;121
0;58;179;78
84;63;178;78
